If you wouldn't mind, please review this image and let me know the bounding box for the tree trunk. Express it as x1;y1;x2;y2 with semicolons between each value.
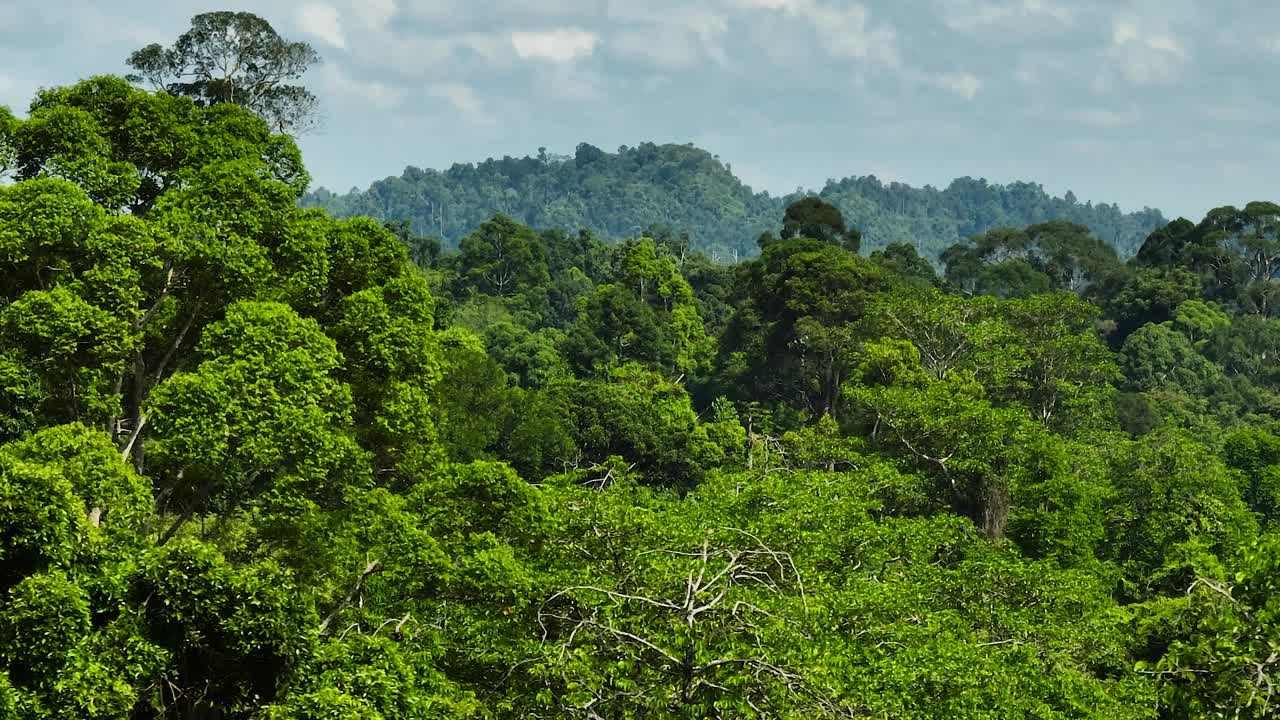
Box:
978;476;1009;541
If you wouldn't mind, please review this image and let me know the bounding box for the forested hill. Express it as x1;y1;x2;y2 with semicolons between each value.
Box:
302;141;1167;260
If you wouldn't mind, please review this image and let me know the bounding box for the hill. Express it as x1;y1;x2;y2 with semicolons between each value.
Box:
302;142;1167;260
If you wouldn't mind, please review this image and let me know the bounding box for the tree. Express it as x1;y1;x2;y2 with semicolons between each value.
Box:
549;366;725;488
779;196;862;252
13;75;308;217
715;238;890;425
384;219;442;268
1135;206;1280;317
870;242;940;288
1119;322;1227;399
456;214;550;301
145;301;364;544
126;11;320;135
536;527;847;717
0;106;16;179
562;284;672;376
941;221;1120;298
1094;266;1201;348
1222;429;1280;529
1101;429;1257;598
1151;536;1280;718
845;338;1034;541
858;288;1116;433
996;293;1120;432
562;238;713;379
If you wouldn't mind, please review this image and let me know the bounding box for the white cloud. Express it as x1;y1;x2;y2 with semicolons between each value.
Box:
400;0;602;29
815;5;899;66
933;71;982;99
1145;34;1182;54
509;27;598;62
450;33;515;64
1021;0;1071;21
297;3;347;49
940;0;1074;33
728;0;900;69
898;67;982;99
641;75;670;93
320;65;402;109
429;83;495;125
610;28;704;70
733;0;808;11
608;8;729;71
532;63;605;100
676;9;730;52
357;0;398;30
1104;17;1188;88
356;30;516;80
1071;106;1142;129
1059;138;1110;156
1112;20;1139;45
1200;104;1256;125
70;6;162;48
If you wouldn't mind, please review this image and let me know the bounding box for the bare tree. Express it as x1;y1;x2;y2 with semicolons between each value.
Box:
536;528;856;718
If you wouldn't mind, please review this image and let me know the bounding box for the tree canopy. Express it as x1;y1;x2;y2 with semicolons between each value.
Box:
126;11;320;135
0;57;1277;720
303;143;1166;262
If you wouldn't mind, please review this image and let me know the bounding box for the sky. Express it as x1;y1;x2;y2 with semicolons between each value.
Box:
2;0;1278;221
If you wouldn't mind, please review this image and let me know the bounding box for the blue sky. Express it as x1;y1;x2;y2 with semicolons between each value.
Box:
2;0;1278;221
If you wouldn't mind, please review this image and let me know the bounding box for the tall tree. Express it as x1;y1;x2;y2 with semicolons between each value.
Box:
941;221;1120;298
456;214;550;301
779;196;862;253
126;11;320;135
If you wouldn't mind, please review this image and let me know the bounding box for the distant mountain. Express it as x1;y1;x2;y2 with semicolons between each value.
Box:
302;142;1167;261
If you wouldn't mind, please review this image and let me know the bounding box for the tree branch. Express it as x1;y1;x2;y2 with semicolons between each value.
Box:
319;557;384;636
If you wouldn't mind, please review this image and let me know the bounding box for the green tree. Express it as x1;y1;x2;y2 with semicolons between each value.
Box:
1223;429;1280;529
126;11;320;135
1151;535;1280;718
870;242;940;288
1101;430;1257;599
717;238;890;424
996;292;1119;432
563;238;713;379
846;338;1033;540
145;301;364;545
942;221;1120;298
16;75;307;215
779;195;862;252
456;214;550;301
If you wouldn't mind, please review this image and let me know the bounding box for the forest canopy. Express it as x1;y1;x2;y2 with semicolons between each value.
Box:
302;142;1167;262
1;13;1279;718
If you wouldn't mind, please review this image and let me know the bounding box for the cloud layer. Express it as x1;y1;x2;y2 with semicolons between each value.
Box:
2;0;1277;221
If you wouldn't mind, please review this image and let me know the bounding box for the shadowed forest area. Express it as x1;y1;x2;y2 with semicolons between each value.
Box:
1;10;1279;720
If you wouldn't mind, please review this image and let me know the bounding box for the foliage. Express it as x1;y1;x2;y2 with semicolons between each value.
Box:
1;66;1278;720
125;11;320;135
303;143;1165;261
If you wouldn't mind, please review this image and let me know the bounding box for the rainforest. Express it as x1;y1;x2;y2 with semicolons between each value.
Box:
1;10;1279;720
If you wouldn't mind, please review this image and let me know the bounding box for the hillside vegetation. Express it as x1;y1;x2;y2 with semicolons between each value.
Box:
303;141;1168;261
